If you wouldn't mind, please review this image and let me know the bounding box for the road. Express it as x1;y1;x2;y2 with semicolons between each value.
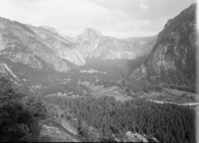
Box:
147;99;199;107
83;81;199;107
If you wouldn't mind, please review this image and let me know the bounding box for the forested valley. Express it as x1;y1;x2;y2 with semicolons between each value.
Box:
0;75;195;142
45;95;195;142
0;2;197;143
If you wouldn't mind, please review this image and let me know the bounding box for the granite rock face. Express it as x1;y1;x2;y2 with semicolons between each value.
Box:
131;4;197;91
73;28;157;60
0;17;85;74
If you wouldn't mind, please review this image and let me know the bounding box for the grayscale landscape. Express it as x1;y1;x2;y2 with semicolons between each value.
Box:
0;0;198;142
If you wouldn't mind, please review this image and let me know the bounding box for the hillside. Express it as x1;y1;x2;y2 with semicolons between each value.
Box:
130;4;197;92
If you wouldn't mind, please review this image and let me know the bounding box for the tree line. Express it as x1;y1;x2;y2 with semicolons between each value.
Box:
45;95;195;142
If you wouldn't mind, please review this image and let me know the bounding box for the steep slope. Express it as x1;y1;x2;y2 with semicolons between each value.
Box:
131;4;197;92
0;17;85;72
73;28;157;60
0;17;86;92
29;25;85;66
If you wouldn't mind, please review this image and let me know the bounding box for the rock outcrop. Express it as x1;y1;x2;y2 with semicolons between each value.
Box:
131;4;197;92
0;17;85;73
73;28;157;60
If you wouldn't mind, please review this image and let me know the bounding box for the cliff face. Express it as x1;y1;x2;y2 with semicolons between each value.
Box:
73;28;157;60
0;17;85;73
131;4;197;91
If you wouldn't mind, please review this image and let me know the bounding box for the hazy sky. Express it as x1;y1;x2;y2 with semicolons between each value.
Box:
0;0;196;38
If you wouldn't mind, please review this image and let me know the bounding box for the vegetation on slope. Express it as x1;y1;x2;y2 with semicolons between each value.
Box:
130;4;197;93
0;75;49;142
46;95;195;142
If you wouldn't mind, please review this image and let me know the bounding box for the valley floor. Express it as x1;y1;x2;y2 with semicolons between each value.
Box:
81;81;199;106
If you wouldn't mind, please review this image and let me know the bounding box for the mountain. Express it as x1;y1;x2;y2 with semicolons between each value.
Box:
0;17;87;91
0;18;85;70
73;28;157;60
0;16;157;93
130;4;197;92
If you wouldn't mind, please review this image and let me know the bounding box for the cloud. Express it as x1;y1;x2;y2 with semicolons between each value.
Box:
113;19;151;30
101;15;170;38
0;0;129;37
102;30;157;38
139;0;150;11
0;0;170;38
109;17;167;31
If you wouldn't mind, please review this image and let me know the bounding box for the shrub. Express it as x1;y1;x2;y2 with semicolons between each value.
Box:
0;76;48;142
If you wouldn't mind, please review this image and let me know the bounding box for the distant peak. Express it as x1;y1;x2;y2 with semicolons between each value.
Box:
83;28;102;36
79;28;102;41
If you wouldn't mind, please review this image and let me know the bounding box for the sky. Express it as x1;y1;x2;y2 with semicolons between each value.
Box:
0;0;196;38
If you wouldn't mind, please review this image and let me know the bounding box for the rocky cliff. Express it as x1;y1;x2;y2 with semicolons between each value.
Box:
0;17;85;72
131;4;197;92
73;28;157;60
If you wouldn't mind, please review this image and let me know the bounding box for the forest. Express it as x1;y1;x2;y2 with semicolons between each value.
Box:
0;76;50;142
46;95;195;142
0;75;196;142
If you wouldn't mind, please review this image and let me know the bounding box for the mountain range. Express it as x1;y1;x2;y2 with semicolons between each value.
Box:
0;16;157;88
0;3;197;94
72;28;156;60
0;3;197;143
